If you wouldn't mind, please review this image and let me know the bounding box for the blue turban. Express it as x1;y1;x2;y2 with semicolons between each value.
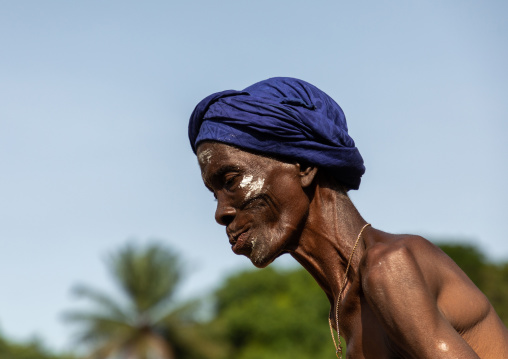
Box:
188;77;365;190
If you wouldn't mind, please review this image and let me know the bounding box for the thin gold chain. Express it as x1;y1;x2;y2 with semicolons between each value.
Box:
328;223;371;359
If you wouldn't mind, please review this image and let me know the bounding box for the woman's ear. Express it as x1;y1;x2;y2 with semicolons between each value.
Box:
298;164;318;188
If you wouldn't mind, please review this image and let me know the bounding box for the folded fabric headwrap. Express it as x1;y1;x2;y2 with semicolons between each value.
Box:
188;77;365;190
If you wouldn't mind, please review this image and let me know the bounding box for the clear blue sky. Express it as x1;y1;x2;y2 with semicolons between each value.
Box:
1;0;507;351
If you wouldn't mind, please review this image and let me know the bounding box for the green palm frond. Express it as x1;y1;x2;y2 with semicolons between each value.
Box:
63;312;135;343
107;242;182;314
70;284;130;322
155;299;200;327
65;241;196;359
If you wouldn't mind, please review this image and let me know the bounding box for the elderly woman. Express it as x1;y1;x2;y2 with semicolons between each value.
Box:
188;77;508;358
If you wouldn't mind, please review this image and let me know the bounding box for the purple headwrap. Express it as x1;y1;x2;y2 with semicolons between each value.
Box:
188;77;365;190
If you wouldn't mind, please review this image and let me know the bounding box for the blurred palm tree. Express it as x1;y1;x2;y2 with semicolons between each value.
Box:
64;242;198;359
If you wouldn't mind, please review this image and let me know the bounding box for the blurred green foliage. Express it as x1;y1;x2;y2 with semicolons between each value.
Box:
204;266;342;359
0;335;75;359
64;242;205;359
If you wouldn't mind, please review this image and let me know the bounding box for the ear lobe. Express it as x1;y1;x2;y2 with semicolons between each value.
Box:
298;165;318;188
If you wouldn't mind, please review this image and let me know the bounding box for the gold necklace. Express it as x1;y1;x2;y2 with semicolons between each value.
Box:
328;223;371;359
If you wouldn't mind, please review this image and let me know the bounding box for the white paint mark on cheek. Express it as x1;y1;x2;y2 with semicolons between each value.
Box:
245;177;265;199
437;341;449;352
198;149;213;165
239;175;253;188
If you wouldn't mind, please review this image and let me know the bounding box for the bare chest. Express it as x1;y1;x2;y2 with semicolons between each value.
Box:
338;295;405;359
339;288;499;359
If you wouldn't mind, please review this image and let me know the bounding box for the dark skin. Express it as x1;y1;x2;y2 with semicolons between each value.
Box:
197;141;508;359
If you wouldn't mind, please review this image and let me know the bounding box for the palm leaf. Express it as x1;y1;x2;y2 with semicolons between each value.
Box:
65;241;196;359
107;242;182;313
70;284;130;322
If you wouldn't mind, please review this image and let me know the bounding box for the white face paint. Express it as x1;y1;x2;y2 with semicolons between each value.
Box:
239;175;253;188
198;149;213;165
239;175;266;200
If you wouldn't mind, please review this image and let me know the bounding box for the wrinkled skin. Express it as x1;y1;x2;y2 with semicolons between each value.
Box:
197;142;508;359
197;141;313;267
